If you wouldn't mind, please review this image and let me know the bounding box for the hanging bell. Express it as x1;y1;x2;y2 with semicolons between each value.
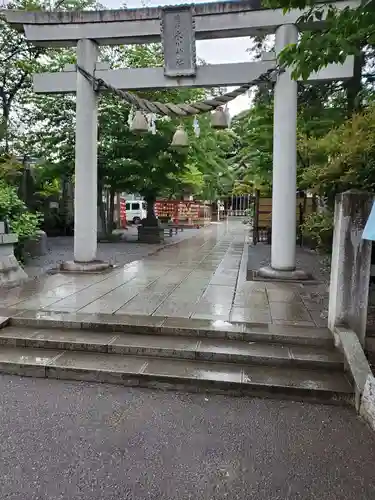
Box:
130;110;149;133
211;106;229;130
171;125;189;149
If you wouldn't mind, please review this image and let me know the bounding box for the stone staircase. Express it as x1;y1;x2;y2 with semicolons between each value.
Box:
0;314;353;404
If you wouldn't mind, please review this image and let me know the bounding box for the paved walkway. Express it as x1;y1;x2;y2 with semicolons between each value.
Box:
1;221;328;327
23;226;202;279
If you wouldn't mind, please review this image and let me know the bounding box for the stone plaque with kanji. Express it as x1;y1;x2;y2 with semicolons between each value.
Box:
161;6;196;78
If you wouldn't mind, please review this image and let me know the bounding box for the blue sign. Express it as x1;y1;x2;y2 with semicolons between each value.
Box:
362;200;375;241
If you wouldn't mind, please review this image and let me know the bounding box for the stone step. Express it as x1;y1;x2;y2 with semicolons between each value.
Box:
0;326;343;369
9;313;334;347
0;345;353;404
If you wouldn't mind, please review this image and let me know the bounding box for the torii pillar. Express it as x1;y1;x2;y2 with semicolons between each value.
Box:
74;39;98;263
259;23;309;280
63;39;109;272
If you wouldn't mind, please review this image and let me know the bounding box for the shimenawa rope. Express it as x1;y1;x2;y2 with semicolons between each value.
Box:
76;63;283;118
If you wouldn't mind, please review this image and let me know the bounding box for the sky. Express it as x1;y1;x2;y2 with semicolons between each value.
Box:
104;0;255;116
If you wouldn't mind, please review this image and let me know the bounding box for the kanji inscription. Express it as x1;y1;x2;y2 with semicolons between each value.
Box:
161;6;196;78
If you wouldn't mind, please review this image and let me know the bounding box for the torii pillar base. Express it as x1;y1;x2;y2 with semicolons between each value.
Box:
258;265;311;282
60;260;111;273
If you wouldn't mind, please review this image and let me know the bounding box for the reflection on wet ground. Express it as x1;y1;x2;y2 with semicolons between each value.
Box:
0;222;328;327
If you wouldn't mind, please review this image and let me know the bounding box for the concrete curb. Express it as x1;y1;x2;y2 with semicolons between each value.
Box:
361;375;375;431
334;326;375;429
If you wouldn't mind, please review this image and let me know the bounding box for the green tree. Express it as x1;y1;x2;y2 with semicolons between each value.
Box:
20;42;233;232
184;115;235;201
231;79;348;195
265;0;375;79
0;1;43;153
299;103;375;201
0;0;100;153
231;87;274;193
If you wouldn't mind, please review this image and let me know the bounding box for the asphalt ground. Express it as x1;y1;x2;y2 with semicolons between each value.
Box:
0;374;374;500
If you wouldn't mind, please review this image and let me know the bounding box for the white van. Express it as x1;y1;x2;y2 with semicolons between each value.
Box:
126;200;147;224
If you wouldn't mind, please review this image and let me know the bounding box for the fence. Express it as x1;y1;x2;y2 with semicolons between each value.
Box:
252;193;314;245
228;195;253;217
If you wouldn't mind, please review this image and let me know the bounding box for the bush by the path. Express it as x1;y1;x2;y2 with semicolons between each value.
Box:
0;181;42;261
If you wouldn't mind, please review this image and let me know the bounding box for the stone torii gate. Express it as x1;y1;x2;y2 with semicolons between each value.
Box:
3;0;357;274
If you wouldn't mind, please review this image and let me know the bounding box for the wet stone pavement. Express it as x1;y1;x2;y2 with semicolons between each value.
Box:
23;226;202;279
1;221;329;326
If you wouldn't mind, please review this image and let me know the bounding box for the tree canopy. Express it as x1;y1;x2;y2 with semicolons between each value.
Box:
0;1;236;237
229;0;375;208
265;0;375;80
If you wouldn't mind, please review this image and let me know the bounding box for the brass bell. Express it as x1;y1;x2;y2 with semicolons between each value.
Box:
211;106;229;129
130;111;149;133
171;125;189;149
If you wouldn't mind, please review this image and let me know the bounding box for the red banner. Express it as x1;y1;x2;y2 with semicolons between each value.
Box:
120;199;127;228
154;200;208;225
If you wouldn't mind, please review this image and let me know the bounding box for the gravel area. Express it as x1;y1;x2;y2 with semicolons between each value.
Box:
246;242;331;284
23;227;202;279
245;241;332;325
0;375;375;500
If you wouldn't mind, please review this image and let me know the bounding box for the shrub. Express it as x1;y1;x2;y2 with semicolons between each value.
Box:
301;211;333;252
0;181;25;220
0;181;42;261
